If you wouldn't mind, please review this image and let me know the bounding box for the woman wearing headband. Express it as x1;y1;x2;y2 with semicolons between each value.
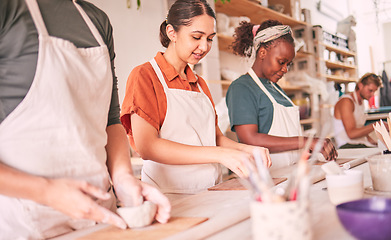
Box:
121;0;271;197
226;20;337;170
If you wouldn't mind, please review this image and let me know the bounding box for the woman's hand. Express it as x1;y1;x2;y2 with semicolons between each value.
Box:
112;172;171;224
217;146;271;178
311;138;338;161
42;178;127;229
367;135;377;145
240;145;272;168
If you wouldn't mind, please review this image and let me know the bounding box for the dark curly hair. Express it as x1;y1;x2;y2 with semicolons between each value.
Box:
231;19;294;57
159;0;216;48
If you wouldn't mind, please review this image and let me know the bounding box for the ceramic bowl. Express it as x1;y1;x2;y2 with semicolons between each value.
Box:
367;155;391;192
116;201;157;228
336;197;391;240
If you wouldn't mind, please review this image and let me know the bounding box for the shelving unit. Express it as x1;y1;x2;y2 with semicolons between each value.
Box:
313;26;358;86
215;0;307;27
311;26;359;137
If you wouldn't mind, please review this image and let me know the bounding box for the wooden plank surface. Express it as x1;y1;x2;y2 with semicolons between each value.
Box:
207;177;287;191
271;148;381;183
167;191;251;240
78;217;208;240
52;149;382;240
215;0;307;27
312;158;353;166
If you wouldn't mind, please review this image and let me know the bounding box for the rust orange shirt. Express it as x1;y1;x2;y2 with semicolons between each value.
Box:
120;52;217;149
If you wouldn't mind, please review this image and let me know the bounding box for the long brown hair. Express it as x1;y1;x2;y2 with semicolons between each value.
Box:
159;0;216;48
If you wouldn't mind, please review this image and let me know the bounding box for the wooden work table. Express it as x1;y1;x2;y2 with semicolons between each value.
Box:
52;148;382;240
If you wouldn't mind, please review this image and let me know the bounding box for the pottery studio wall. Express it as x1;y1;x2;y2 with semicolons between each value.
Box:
89;0;391;104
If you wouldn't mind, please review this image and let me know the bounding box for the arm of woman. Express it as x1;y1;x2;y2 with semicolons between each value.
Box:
235;124;303;152
367;134;377;145
0;162;127;229
215;126;271;167
131;113;253;177
235;124;337;161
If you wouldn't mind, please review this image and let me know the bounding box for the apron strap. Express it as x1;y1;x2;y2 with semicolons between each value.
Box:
72;0;105;46
150;58;169;90
248;68;277;104
270;82;296;105
197;81;205;94
25;0;49;37
248;68;295;106
149;58;204;94
25;0;105;46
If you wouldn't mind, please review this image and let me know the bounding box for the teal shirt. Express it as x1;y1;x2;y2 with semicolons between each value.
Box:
226;74;293;134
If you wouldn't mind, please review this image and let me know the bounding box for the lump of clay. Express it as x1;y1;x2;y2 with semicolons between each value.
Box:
116;201;157;228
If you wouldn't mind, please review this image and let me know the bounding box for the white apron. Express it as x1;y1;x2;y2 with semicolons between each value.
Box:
141;59;222;194
248;69;302;170
0;0;114;239
333;92;372;148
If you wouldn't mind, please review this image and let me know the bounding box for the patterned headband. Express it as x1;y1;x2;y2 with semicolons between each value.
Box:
253;25;292;48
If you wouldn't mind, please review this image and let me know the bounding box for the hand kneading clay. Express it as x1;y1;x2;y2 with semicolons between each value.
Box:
316;152;327;162
116;201;157;228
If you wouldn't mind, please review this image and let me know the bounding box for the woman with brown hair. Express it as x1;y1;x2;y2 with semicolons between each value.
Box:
121;0;271;196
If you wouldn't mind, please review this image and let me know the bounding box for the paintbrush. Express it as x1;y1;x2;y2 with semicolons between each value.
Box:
242;157;272;202
253;148;274;189
374;120;391;150
287;124;331;202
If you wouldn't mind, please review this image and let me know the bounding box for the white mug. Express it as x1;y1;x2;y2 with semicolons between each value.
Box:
325;169;363;205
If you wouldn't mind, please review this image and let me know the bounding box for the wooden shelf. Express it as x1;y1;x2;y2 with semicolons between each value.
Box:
207;80;306;92
317;42;356;57
313;26;358;89
217;33;233;53
300;118;318;125
324;60;357;70
320;74;357;83
215;0;307;27
296;51;313;58
282;85;306;92
207;80;232;85
320;103;334;109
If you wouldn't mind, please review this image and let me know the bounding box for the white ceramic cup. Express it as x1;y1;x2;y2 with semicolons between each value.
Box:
250;200;312;240
116;201;157;228
368;155;391;192
325;169;363;205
